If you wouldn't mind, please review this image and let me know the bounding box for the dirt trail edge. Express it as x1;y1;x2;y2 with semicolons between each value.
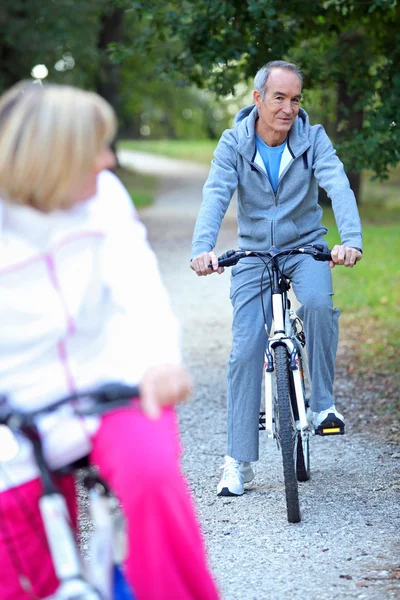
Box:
119;151;400;600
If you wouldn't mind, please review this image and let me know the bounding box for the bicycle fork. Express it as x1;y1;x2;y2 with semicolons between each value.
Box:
27;433;103;600
85;475;134;600
264;341;309;437
262;291;309;442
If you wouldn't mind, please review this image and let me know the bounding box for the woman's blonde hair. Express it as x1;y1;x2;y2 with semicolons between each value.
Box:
0;81;117;212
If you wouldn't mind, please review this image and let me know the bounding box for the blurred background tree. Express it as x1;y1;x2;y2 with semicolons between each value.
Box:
112;0;400;199
0;0;399;199
0;1;238;140
0;0;102;89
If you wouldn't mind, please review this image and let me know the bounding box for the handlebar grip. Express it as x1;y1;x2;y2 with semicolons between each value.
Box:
208;259;235;268
95;383;140;401
208;249;239;269
217;256;241;268
313;251;332;262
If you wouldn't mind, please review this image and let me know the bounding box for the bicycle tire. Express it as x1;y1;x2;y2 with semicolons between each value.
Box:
275;345;301;523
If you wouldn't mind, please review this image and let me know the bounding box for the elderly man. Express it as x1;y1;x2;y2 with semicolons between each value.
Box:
190;60;362;496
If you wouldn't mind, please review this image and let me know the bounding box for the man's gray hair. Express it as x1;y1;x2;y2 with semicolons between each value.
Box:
254;60;303;100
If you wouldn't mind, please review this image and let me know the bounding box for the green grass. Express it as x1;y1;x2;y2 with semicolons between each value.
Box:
323;189;400;374
118;139;216;165
115;166;157;208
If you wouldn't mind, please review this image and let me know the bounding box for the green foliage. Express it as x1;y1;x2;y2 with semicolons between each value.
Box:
290;1;400;180
2;1;399;172
114;0;294;96
0;1;103;90
0;1;232;141
108;3;246;139
115;0;400;179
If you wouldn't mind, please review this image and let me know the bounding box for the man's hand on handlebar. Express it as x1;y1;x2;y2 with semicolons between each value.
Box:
139;364;192;420
329;245;362;269
190;251;225;276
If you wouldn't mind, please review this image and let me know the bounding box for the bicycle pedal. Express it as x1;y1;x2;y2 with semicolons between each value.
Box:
315;415;345;436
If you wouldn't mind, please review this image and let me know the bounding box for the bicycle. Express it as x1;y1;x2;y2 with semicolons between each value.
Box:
0;382;140;600
211;244;344;524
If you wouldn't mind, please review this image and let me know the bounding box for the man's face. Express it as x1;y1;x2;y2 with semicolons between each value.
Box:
253;68;302;138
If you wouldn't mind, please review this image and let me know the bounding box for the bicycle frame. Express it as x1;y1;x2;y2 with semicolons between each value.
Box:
213;244;333;521
263;259;310;441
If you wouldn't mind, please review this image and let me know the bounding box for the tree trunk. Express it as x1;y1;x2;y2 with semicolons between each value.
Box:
96;8;123;110
96;8;124;166
337;77;363;201
335;30;367;203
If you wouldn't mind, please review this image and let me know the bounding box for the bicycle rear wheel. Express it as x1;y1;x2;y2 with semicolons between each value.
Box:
274;345;300;523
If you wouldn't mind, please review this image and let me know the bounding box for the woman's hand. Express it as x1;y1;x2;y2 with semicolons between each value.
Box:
139;364;192;419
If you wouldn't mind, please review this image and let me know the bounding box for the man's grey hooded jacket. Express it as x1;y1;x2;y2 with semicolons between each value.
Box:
191;105;362;257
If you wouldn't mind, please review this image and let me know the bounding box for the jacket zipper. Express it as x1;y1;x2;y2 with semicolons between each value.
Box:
243;154;295;248
240;133;310;247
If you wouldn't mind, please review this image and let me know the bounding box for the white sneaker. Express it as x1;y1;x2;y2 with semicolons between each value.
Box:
313;405;345;436
217;455;255;496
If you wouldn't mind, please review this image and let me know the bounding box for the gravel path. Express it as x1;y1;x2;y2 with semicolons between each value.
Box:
119;152;400;600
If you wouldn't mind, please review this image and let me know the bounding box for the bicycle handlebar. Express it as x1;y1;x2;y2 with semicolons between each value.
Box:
208;245;332;269
0;382;140;428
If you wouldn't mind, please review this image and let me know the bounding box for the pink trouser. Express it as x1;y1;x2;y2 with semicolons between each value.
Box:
0;405;220;600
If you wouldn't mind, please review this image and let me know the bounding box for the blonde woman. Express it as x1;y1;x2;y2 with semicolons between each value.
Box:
0;82;219;600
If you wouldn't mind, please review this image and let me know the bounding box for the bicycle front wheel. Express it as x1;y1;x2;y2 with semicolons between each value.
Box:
275;345;300;523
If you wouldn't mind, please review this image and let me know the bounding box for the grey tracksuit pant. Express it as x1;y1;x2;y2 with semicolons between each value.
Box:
227;252;340;462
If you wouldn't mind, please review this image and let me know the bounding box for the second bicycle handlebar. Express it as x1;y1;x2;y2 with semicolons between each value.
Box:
0;382;140;429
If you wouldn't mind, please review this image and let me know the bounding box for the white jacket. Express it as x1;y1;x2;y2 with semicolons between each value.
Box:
0;170;181;489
